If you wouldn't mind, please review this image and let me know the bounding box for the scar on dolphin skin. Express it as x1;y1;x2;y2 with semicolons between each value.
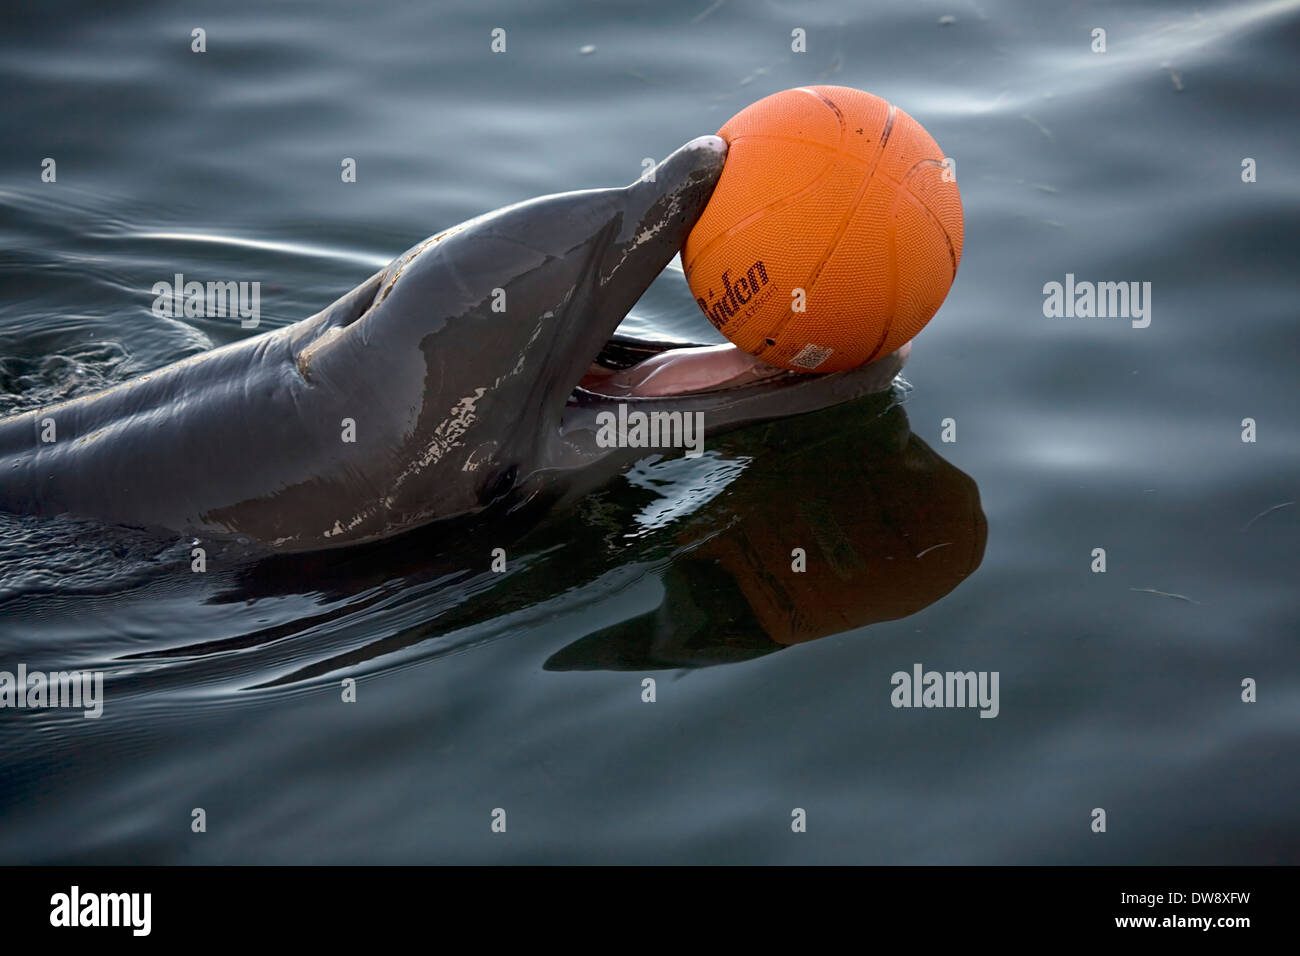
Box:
377;228;464;306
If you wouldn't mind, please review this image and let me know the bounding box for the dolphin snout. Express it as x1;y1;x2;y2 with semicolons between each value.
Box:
646;134;727;204
625;135;728;237
667;134;728;177
595;135;727;296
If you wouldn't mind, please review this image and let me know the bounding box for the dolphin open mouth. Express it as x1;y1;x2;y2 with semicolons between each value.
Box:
574;337;796;399
572;335;911;405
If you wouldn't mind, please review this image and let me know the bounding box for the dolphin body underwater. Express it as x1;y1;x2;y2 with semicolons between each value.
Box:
0;137;909;553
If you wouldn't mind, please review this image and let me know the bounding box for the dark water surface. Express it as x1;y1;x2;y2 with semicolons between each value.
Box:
1;0;1297;863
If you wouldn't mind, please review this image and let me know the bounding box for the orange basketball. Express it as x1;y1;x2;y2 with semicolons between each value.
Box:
682;86;963;373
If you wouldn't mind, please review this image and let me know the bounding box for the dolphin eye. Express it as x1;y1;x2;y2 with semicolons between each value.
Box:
482;464;517;504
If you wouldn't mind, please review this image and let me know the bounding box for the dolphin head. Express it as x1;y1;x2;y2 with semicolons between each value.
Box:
302;136;728;525
301;133;908;538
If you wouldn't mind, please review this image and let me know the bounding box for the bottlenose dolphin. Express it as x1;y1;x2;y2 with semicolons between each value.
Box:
0;136;908;552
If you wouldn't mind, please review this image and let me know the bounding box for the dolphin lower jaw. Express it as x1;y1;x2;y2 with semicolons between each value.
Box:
526;338;911;481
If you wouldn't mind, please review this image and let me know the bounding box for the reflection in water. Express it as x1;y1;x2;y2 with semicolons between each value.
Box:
547;395;987;669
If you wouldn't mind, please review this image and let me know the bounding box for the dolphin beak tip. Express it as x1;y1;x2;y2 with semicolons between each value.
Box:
683;133;728;157
676;134;728;179
641;135;728;198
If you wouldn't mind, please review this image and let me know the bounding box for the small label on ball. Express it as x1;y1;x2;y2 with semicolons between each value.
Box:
790;343;833;369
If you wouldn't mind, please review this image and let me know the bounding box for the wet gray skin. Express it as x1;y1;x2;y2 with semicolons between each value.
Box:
0;136;908;552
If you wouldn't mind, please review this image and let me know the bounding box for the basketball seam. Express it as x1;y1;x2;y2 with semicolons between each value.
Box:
722;134;891;180
863;180;902;366
860;159;958;365
766;103;898;367
901;159;961;277
798;87;845;126
728;133;863;155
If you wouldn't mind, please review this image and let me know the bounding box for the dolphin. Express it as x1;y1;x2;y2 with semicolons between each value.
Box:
0;136;908;553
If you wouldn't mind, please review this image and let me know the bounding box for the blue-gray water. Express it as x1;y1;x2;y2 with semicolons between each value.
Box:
1;0;1297;863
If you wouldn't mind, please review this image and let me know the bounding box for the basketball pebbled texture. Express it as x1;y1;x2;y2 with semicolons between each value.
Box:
682;86;963;373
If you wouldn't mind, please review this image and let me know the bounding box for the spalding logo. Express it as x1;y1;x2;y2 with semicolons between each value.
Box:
695;260;772;330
